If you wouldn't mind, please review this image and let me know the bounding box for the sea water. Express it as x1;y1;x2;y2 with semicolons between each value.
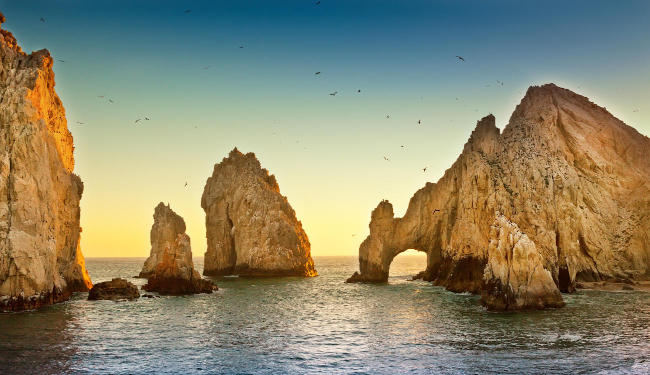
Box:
1;256;649;374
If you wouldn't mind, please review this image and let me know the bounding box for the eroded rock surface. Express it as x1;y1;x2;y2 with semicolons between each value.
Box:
348;84;650;310
481;213;564;310
140;203;215;295
88;278;139;301
201;148;317;277
0;13;92;312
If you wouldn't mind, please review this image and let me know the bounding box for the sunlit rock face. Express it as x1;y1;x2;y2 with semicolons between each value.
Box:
348;84;650;310
140;203;215;295
0;13;92;312
481;213;564;310
201;148;317;277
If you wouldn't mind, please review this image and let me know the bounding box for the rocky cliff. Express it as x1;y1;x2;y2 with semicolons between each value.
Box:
201;148;317;277
0;13;92;311
348;84;650;310
140;203;214;295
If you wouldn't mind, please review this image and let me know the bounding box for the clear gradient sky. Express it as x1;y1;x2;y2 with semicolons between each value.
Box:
1;0;648;257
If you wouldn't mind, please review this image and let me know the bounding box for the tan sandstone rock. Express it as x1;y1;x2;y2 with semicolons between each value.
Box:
140;203;215;295
481;213;564;310
348;84;650;310
201;148;317;277
0;13;92;312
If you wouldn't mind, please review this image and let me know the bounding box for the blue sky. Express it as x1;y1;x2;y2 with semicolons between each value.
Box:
1;0;648;257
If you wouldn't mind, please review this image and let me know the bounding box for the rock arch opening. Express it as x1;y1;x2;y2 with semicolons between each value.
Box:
388;249;428;279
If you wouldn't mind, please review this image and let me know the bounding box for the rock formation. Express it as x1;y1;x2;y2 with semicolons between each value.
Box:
481;213;565;310
201;148;317;277
88;278;139;301
348;84;650;310
0;13;92;312
140;203;215;295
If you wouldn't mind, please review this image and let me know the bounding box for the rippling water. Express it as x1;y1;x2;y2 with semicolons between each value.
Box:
1;256;649;374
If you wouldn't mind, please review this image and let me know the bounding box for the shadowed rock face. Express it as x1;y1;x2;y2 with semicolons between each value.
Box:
0;13;92;312
201;148;317;277
348;84;650;310
88;278;139;301
140;203;215;295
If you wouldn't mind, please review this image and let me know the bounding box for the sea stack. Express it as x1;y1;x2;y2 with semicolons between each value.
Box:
348;84;650;310
140;203;215;295
201;148;317;277
0;13;92;312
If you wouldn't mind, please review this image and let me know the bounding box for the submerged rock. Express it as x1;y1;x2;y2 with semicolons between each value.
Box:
0;13;92;312
481;213;564;310
348;84;650;310
88;278;139;301
141;203;215;295
201;148;317;277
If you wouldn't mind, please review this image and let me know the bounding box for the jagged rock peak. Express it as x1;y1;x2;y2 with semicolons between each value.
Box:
140;203;215;295
348;84;650;311
1;13;91;312
202;148;317;277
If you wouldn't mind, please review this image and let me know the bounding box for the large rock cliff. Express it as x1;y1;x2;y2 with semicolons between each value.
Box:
201;148;317;277
0;13;92;311
348;84;650;309
140;203;215;295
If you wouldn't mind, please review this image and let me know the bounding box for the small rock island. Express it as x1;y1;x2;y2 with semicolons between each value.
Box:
139;203;215;295
201;148;317;277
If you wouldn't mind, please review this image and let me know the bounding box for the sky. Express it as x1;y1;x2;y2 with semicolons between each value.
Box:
1;0;648;258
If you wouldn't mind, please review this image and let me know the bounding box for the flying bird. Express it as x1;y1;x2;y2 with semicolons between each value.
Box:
316;1;321;4
184;182;188;187
40;17;45;23
184;9;191;14
456;55;465;62
239;45;244;49
633;109;639;113
329;91;338;96
383;156;390;161
423;167;427;172
57;59;66;63
357;89;361;93
315;71;321;75
432;209;440;214
134;119;141;124
144;117;150;121
203;65;211;70
76;121;84;125
400;145;405;148
386;115;390;119
418;120;421;125
108;99;114;103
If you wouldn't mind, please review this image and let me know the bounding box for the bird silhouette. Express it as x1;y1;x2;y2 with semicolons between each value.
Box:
316;1;321;4
401;145;405;148
57;59;65;63
135;119;141;124
432;209;440;214
239;45;244;49
76;121;84;125
383;156;390;161
423;167;427;172
184;9;191;14
315;71;321;75
633;109;639;113
203;66;211;70
108;99;114;103
418;120;421;125
386;115;390;119
329;91;338;96
184;182;188;187
357;89;361;93
144;117;150;121
40;17;45;23
456;55;465;62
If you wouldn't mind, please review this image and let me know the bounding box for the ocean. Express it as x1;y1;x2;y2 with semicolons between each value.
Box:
1;256;649;375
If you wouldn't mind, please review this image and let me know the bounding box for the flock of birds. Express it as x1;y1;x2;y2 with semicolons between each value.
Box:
38;6;643;190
